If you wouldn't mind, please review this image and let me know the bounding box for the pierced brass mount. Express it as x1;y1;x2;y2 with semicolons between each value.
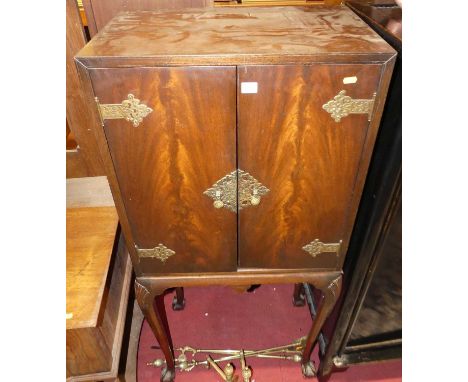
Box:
136;243;175;263
302;239;342;258
322;90;376;122
203;169;270;212
95;94;153;127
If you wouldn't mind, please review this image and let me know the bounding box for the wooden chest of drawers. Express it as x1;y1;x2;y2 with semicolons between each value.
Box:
76;6;395;380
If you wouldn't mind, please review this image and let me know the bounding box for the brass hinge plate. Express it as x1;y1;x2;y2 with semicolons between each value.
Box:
136;243;175;263
302;239;342;258
322;90;376;122
95;94;153;127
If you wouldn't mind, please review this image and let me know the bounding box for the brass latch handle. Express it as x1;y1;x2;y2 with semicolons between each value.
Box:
204;169;270;212
211;188;261;209
250;189;261;206
213;190;224;209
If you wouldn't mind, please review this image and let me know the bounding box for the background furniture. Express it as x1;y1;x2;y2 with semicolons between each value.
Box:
67;1;136;379
67;1;137;378
80;0;342;37
82;0;213;37
66;2;179;379
319;0;402;375
67;0;105;178
75;6;395;381
66;177;133;381
217;0;342;6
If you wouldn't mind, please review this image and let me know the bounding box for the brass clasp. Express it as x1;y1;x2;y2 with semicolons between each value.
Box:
204;169;270;212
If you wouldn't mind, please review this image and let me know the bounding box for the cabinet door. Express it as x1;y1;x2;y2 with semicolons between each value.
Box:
90;67;237;274
237;65;382;270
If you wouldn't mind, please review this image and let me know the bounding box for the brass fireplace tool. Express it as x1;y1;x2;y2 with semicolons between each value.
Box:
148;336;312;380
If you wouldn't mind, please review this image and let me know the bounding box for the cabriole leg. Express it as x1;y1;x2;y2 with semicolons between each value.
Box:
172;287;185;311
293;283;306;307
135;279;176;382
301;274;342;378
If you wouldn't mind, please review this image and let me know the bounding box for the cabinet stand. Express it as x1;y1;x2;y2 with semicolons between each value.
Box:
135;271;342;381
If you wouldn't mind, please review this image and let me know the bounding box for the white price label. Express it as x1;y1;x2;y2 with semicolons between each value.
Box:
241;82;258;94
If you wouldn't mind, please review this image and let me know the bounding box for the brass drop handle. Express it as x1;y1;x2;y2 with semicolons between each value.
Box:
250;189;261;206
213;190;224;209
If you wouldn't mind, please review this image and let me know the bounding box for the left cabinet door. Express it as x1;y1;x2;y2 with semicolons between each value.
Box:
90;67;237;274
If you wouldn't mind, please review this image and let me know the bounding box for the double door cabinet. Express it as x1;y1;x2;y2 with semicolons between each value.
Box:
76;7;395;381
91;64;381;274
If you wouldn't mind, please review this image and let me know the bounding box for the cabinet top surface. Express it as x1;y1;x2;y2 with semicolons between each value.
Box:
77;6;395;67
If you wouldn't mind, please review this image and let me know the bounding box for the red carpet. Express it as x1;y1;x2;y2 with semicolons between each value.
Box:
137;285;402;381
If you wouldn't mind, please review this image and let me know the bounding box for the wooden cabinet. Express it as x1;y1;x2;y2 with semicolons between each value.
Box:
76;6;395;380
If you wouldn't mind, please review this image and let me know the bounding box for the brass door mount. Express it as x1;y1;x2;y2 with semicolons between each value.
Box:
135;243;175;263
204;169;270;212
322;90;376;122
302;239;342;258
95;93;153;127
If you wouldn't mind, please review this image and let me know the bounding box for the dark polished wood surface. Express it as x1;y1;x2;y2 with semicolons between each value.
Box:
238;64;381;270
90;66;237;274
76;6;395;67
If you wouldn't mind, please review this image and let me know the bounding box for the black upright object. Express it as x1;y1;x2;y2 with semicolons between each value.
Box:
319;1;402;377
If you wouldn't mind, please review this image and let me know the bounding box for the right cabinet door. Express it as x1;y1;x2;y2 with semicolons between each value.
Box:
238;64;382;270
